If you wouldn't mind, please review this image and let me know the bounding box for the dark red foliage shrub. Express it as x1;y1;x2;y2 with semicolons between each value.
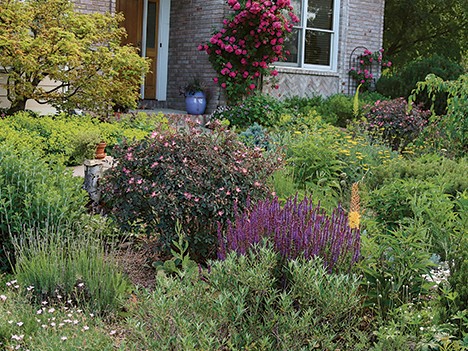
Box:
218;196;361;273
101;120;282;261
365;97;430;150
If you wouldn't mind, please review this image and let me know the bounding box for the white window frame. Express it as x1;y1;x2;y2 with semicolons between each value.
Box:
278;0;340;72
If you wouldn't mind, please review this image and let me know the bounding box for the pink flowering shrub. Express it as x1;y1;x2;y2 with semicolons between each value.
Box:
364;98;430;150
198;0;299;103
349;48;391;90
101;120;282;262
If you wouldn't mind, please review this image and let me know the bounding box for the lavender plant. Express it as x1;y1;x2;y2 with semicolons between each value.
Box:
217;196;360;273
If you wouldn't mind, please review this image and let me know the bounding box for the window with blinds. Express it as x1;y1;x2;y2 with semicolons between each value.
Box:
281;0;340;70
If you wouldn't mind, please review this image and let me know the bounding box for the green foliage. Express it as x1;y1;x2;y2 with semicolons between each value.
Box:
365;153;468;197
0;282;117;350
383;0;468;66
283;125;346;207
448;191;468;314
12;224;131;317
0;144;88;271
364;98;430;150
152;221;198;279
370;301;467;351
364;154;468;258
410;73;468;159
213;93;287;128
125;244;369;350
0;0;149;114
316;93;356;127
101;121;282;262
281;94;324;116
0;112;162;165
376;55;464;113
358;223;435;319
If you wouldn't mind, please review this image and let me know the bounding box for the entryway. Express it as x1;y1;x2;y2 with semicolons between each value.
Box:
116;0;170;101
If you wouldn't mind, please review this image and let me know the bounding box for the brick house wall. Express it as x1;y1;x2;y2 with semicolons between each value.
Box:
73;0;115;14
166;0;385;111
18;0;384;114
165;0;228;112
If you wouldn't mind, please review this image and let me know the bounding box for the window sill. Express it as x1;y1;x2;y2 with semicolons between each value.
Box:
275;66;339;77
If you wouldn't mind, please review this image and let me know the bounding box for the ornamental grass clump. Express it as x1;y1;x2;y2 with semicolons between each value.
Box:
218;196;360;272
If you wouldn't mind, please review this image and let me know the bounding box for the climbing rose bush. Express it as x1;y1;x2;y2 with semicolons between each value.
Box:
198;0;299;103
348;48;391;90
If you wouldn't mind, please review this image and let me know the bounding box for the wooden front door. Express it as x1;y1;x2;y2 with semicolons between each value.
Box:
116;0;159;99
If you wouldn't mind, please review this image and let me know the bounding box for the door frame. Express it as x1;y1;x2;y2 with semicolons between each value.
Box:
117;0;170;101
140;0;170;101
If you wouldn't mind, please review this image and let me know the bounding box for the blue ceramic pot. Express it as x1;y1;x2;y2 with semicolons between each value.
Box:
185;91;207;115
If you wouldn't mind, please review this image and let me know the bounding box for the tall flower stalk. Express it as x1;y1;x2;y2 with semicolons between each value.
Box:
218;196;361;272
348;182;361;229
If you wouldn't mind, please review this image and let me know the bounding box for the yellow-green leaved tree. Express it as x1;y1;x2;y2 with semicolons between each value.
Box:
0;0;149;114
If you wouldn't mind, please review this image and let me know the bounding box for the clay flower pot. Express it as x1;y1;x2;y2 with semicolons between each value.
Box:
95;141;107;159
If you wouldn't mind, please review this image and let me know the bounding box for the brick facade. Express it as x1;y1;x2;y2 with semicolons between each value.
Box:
74;0;115;14
165;0;227;112
72;0;385;112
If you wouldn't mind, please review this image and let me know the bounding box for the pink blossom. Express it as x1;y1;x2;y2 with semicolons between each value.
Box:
249;83;256;90
221;82;227;88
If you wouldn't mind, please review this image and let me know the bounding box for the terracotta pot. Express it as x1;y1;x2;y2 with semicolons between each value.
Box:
95;142;107;159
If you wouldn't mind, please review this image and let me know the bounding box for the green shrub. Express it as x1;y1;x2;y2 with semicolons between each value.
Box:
283;124;347;206
274;108;325;133
447;191;468;315
366;154;468;198
317;93;355;127
101;121;282;262
358;221;435;319
0;144;88;271
0;111;163;166
376;55;464;113
411;73;468;159
364;98;430;150
213;93;287;128
281;94;324;116
370;301;465;351
366;178;460;259
125;244;369;350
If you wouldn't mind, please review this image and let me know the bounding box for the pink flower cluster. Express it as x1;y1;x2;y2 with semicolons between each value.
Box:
348;48;392;90
199;0;299;102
